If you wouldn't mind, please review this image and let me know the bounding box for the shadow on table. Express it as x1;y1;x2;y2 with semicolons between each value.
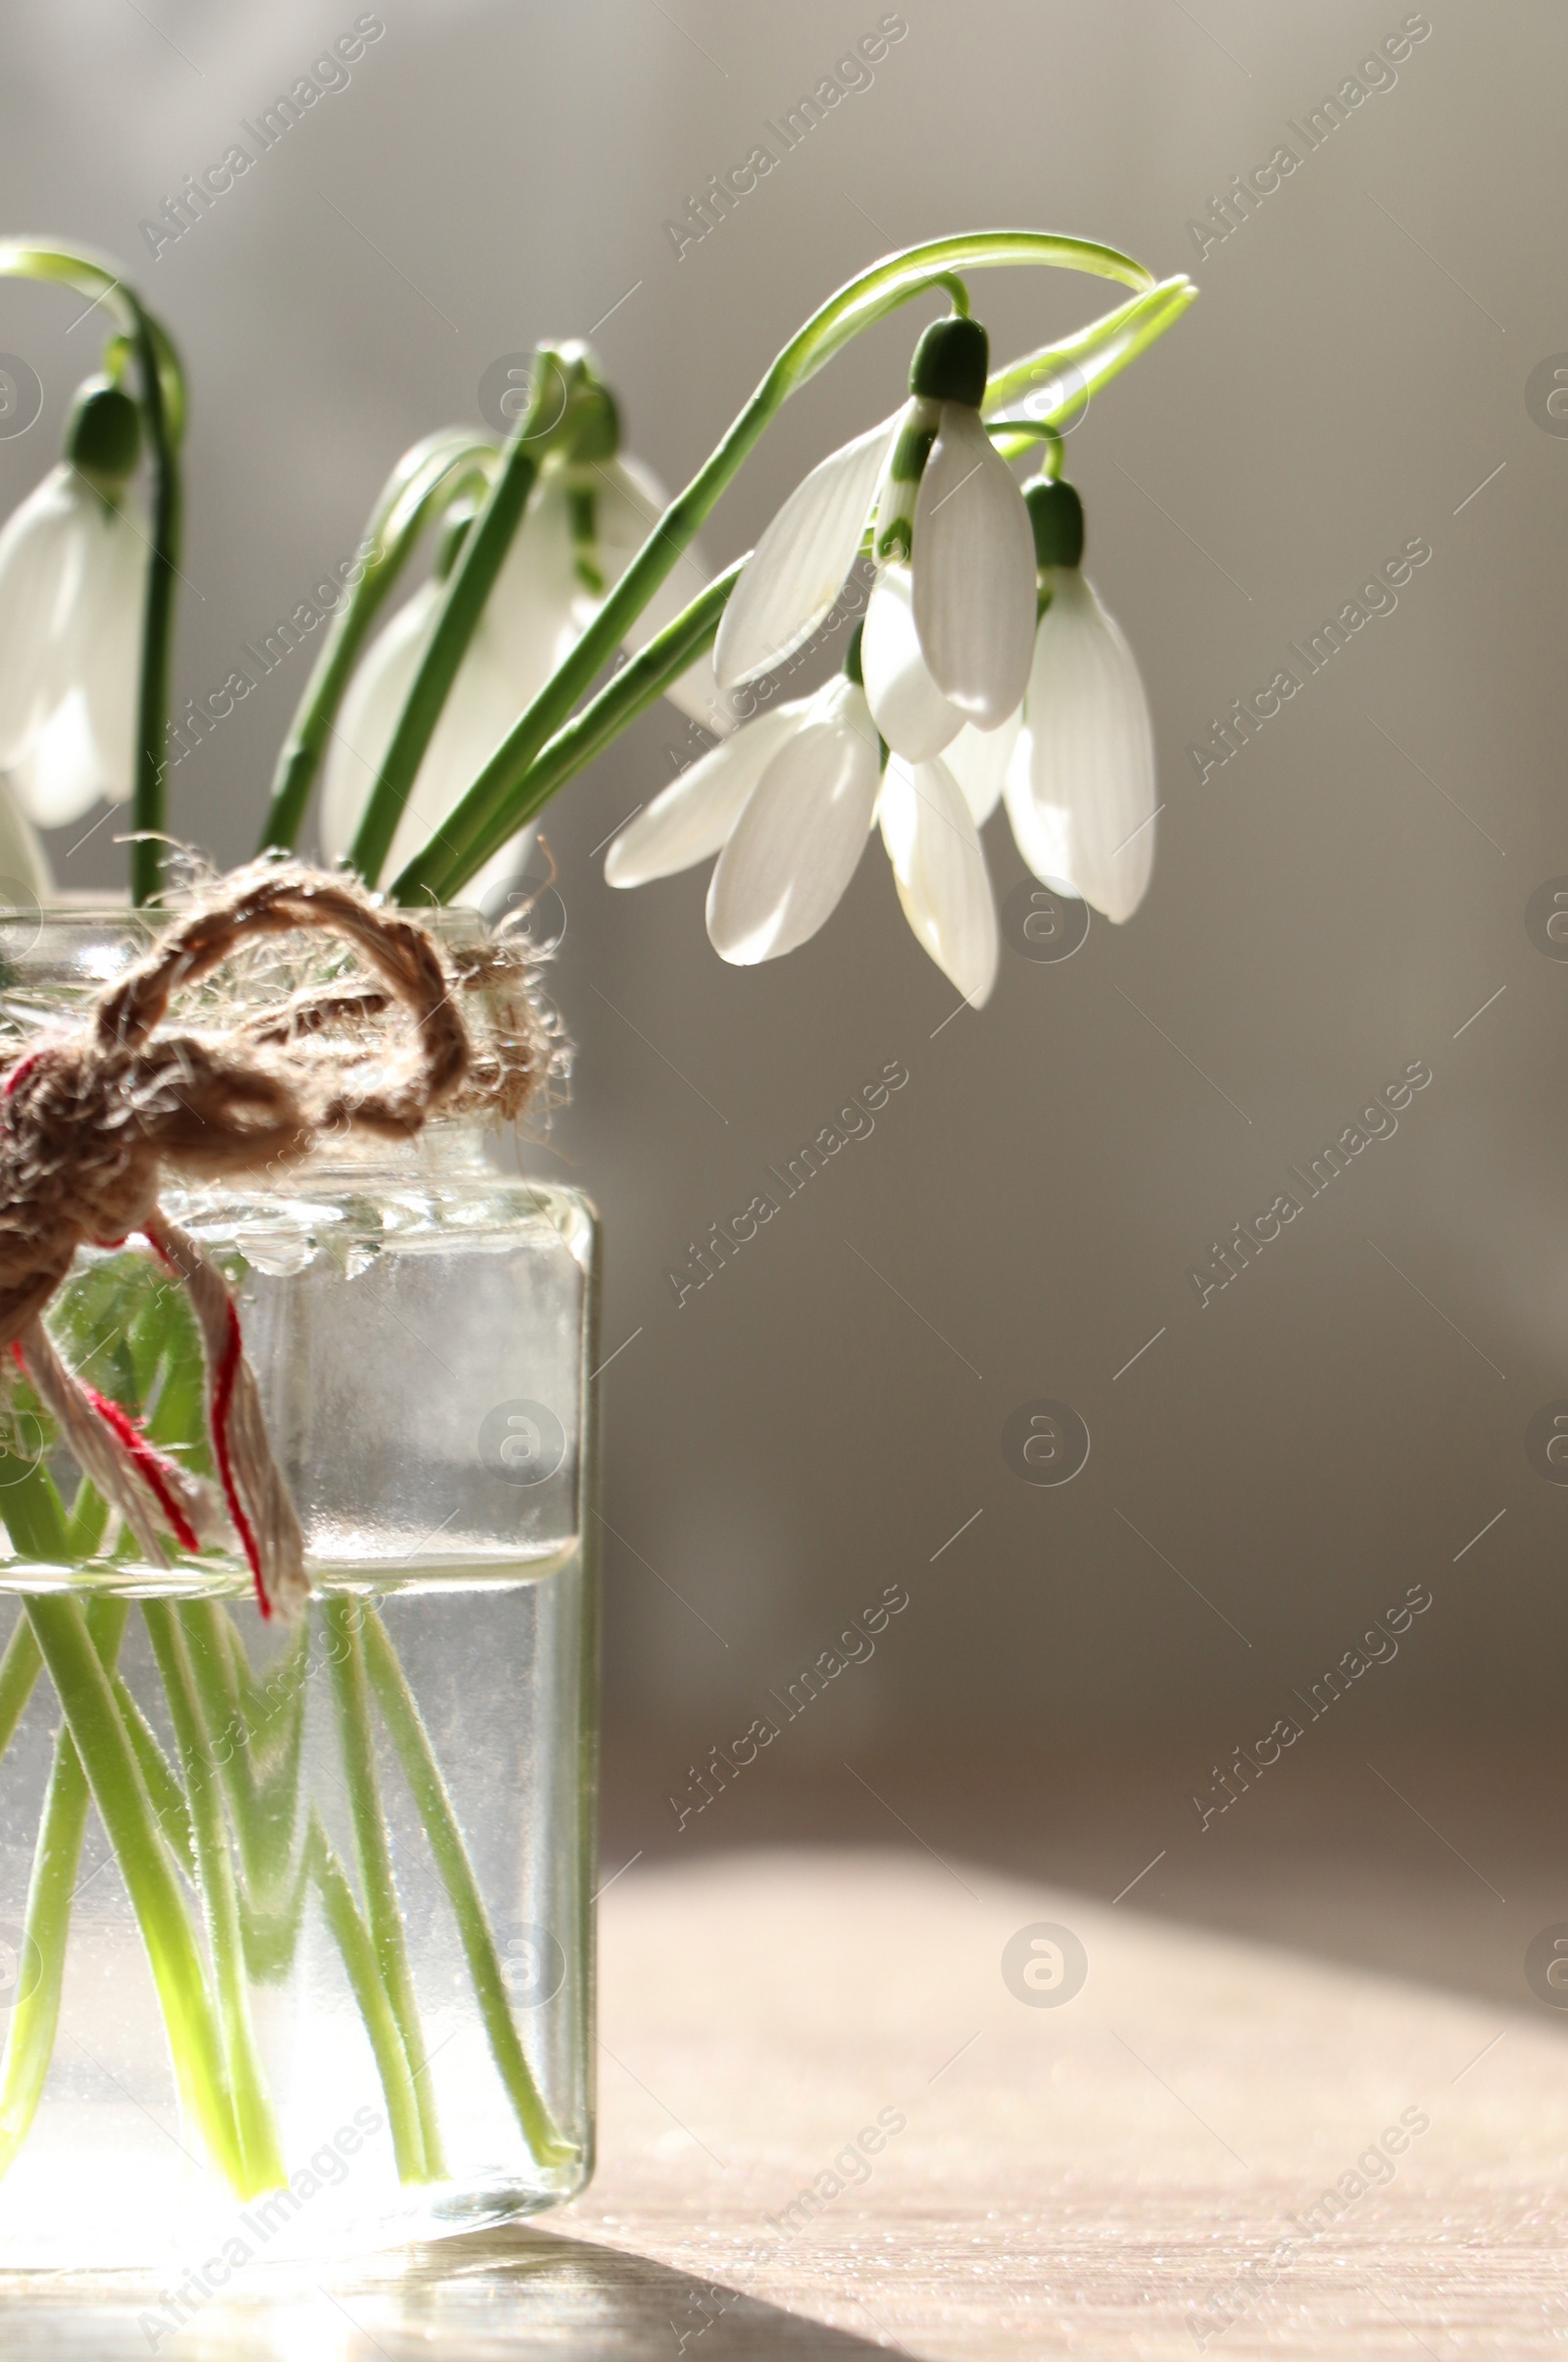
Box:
0;2223;887;2361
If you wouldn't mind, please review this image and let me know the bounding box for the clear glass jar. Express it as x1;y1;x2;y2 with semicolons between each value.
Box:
0;912;599;2271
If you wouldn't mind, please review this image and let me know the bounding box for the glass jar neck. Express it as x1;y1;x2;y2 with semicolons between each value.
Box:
294;1116;508;1183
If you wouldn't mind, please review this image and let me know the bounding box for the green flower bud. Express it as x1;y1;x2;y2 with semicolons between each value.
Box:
65;375;141;486
1024;475;1085;570
908;315;989;408
568;383;620;466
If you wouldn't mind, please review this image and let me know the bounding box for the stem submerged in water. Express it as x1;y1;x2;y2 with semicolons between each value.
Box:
323;1597;446;2181
362;1606;574;2168
142;1601;284;2193
22;1594;249;2190
0;1600;126;2176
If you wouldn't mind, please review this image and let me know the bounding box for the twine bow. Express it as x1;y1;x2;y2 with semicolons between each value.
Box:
0;861;532;1618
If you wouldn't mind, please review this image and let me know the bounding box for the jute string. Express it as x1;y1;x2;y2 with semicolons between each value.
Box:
0;860;550;1616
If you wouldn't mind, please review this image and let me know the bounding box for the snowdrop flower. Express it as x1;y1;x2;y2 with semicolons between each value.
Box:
714;315;1036;762
562;416;731;733
607;624;999;1002
0;772;53;911
323;411;727;904
0;376;149;829
877;752;998;1006
321;485;575;906
1004;477;1157;923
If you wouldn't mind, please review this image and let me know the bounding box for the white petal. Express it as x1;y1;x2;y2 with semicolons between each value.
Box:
0;775;52;906
714;416;896;689
460;821;539;919
942;705;1021;824
706;679;881;961
11;691;100;827
591;454;739;732
319;582;440;862
1019;569;1156;923
658;642;737;733
606;699;809;886
323;534;577;881
878;755;999;1007
485;473;584;672
0;469;86;767
1002;724;1079;894
861;563;963;761
74;497;148;804
912;405;1037;726
385;618;529;880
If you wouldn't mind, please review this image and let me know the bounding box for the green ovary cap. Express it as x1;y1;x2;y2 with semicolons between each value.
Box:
65;376;140;483
1024;476;1085;569
908;315;989;407
568;384;620;465
843;618;864;685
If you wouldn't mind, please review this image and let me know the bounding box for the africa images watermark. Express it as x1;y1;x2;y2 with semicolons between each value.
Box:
662;14;909;263
1190;1580;1434;1833
1187;536;1433;786
1185;1058;1434;1308
1188;2105;1432;2349
670;2107;908;2350
1184;12;1433;265
138;15;387;260
663;1059;910;1309
666;1583;910;1831
160;538;378;779
138;2106;384;2350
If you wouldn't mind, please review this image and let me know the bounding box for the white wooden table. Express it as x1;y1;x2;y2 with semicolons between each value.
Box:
3;1843;1564;2357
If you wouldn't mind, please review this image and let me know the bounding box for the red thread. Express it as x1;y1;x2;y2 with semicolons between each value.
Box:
3;1051;45;1098
213;1299;267;1616
81;1387;201;1556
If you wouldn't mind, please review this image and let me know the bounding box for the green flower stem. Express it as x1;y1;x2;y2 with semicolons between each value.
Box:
184;1606;437;2161
350;358;579;887
983;274;1198;455
0;1458;73;1563
412;562;743;902
258;430;498;856
64;1483;111;1560
142;1601;284;2194
23;1593;246;2190
304;1810;427;2182
388;229;1161;906
323;1597;445;2180
0;1599;125;2180
0;1618;42;1760
113;1668;193;1864
421;279;1200;901
0;244;187;907
128;310;180;908
180;1602;305;1892
362;1607;574;2169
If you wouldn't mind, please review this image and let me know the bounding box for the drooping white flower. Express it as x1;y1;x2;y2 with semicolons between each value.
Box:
0;773;53;910
320;569;542;909
324;434;727;904
714;316;1036;764
1004;477;1157;923
878;754;999;1006
0;378;149;830
705;674;882;964
607;667;881;961
859;561;962;762
607;625;999;998
572;448;732;733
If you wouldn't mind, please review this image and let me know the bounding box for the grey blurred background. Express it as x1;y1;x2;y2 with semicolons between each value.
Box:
3;0;1565;1997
